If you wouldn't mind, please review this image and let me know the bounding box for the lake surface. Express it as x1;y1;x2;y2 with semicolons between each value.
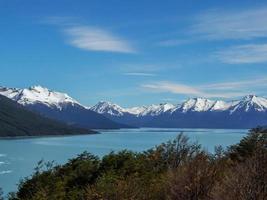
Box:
0;128;247;195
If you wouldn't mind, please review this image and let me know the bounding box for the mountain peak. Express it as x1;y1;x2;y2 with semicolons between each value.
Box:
94;101;120;108
192;97;209;100
29;85;50;92
97;101;114;106
0;86;80;109
90;101;126;116
91;101;176;117
180;97;215;112
230;95;267;113
242;94;258;101
138;103;175;116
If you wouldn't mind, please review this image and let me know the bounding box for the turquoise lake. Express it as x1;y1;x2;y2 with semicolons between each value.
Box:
0;128;247;195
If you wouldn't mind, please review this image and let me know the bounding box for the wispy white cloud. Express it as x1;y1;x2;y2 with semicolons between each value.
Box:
187;7;267;64
215;43;267;64
142;82;245;98
192;7;267;40
64;26;135;53
43;17;135;53
117;63;176;78
158;7;267;50
141;77;267;98
201;77;267;90
142;82;204;96
123;72;156;77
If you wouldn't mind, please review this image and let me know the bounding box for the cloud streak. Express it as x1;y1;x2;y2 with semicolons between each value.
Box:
215;43;267;64
201;77;267;90
64;26;135;53
142;82;203;96
158;7;267;48
142;77;267;98
44;16;135;53
157;7;267;65
192;8;267;64
142;82;245;98
192;7;267;40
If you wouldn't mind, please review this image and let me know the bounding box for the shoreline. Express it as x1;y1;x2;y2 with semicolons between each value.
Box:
0;127;250;140
0;131;100;140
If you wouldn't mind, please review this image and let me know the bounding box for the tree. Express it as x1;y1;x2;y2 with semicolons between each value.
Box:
227;127;267;163
166;152;218;200
212;149;267;200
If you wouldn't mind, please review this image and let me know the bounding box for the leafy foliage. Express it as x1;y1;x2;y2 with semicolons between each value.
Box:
8;128;267;200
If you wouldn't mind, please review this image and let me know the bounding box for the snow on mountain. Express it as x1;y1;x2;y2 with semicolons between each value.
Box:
91;95;267;118
2;84;266;116
230;95;267;113
125;106;147;115
210;100;235;111
176;95;267;114
138;103;176;116
90;102;176;117
0;85;128;129
90;101;127;116
0;87;20;99
0;86;81;110
178;98;216;112
90;101;149;116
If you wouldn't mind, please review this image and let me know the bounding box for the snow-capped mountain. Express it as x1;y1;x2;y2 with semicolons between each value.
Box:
126;106;147;115
90;101;175;117
0;86;128;129
90;102;176;117
1;85;266;129
139;103;176;116
177;98;215;112
229;95;267;113
172;98;239;113
90;96;266;117
0;85;79;109
90;101;130;116
90;95;267;128
210;100;235;111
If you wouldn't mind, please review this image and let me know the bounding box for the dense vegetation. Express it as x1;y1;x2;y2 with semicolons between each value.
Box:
3;127;266;200
0;95;94;137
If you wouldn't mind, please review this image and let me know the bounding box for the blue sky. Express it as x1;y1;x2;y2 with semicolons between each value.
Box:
1;0;267;107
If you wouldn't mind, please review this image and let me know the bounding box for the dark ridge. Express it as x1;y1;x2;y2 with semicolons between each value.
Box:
0;94;95;137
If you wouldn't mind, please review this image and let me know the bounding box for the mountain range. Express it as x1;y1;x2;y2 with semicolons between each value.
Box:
1;85;266;129
90;96;267;129
0;86;128;129
0;94;93;137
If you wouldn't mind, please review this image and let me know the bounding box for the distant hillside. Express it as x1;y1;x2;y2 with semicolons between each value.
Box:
0;94;95;137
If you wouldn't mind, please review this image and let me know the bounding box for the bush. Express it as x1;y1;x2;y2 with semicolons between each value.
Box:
212;130;267;200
